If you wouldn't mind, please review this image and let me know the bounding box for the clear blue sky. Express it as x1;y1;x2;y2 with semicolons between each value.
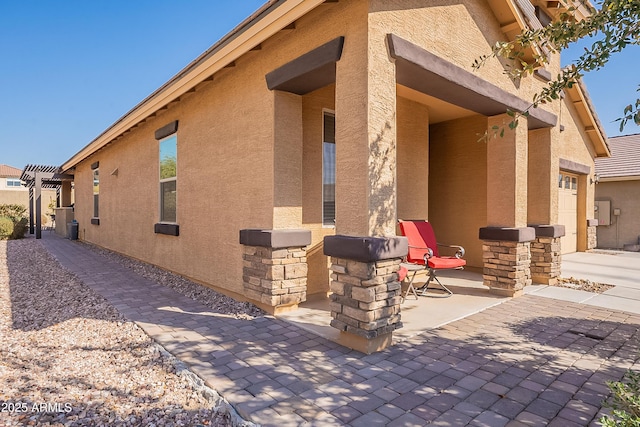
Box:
1;1;638;170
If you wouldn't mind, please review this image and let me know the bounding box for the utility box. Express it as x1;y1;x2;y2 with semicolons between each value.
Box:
595;200;611;226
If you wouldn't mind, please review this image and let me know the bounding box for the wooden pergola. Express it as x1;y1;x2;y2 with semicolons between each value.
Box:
19;165;73;239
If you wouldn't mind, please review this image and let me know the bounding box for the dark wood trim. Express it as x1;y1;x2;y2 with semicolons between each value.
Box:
529;224;565;238
91;218;100;225
155;223;179;236
386;34;557;129
559;158;591;175
265;36;344;95
155;120;179;140
479;227;536;242
323;235;408;263
240;229;311;249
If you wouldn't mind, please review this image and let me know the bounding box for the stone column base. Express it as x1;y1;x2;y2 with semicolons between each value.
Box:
530;225;564;285
324;235;408;354
240;229;311;315
587;219;598;250
479;227;535;297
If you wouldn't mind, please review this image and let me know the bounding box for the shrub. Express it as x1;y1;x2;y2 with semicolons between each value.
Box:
601;371;640;427
0;205;28;240
12;218;28;239
0;216;14;240
0;204;27;223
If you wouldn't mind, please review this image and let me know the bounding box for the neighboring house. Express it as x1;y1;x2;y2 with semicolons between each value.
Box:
0;164;26;206
595;133;640;251
0;164;57;215
59;0;609;351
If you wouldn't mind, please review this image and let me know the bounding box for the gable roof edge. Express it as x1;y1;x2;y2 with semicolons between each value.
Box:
61;0;326;173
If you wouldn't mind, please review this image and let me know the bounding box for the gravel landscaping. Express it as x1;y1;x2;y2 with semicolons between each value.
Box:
0;238;252;426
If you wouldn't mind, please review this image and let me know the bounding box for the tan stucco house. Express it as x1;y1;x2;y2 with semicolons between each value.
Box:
595;133;640;251
59;0;609;352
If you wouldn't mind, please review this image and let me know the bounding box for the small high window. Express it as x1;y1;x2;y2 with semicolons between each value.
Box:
6;178;21;187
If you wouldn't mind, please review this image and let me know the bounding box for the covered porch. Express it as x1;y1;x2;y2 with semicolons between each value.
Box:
241;31;565;353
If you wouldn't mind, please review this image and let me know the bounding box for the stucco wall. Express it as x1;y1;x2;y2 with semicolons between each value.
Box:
72;0;362;299
301;84;336;298
595;180;640;249
557;96;598;251
429;115;488;269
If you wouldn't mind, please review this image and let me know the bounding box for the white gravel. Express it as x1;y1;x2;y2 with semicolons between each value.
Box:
0;239;253;426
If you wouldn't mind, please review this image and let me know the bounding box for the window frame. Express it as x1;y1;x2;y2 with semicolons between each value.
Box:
159;134;178;224
92;168;99;219
6;178;21;187
322;109;336;228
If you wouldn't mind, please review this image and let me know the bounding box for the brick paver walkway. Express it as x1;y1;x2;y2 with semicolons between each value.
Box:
40;235;640;426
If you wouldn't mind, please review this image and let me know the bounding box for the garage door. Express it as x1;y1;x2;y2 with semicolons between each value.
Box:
558;173;578;254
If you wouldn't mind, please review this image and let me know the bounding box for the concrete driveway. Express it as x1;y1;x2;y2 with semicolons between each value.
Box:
557;250;640;314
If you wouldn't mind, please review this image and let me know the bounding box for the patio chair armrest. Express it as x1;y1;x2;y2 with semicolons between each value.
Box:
408;244;434;261
436;243;465;259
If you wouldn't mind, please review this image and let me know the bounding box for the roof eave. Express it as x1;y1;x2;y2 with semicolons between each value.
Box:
61;0;326;173
565;80;610;158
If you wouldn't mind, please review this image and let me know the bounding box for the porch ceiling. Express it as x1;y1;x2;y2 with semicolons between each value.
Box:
387;34;557;130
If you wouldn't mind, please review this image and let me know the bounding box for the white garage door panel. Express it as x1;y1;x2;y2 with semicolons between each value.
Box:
558;173;578;254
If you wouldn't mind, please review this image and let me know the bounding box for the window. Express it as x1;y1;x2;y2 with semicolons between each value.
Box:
558;174;563;188
93;168;99;218
322;112;336;226
6;178;21;187
159;134;177;222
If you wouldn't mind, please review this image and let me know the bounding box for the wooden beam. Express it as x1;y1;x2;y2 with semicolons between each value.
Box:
500;21;521;33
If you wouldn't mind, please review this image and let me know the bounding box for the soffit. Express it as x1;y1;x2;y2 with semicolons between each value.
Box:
565;82;610;158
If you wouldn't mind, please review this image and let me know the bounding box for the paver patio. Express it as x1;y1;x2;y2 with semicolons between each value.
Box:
38;234;640;426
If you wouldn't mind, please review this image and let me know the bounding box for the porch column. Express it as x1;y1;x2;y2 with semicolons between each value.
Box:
61;180;73;207
273;91;303;229
239;229;311;315
324;235;407;354
480;114;533;296
527;128;564;284
334;25;397;237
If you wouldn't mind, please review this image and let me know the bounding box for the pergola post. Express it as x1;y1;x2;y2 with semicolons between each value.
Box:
29;187;35;235
35;171;42;239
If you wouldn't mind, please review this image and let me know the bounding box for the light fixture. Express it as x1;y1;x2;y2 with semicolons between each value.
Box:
590;173;600;185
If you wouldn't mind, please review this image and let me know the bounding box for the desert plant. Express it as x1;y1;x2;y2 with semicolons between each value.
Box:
0;204;28;240
0;216;14;240
601;370;640;427
11;218;28;239
0;204;27;223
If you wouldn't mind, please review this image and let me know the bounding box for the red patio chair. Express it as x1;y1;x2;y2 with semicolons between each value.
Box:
398;219;466;299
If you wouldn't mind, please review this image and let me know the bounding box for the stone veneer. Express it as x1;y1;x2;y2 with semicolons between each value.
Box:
587;219;598;250
329;258;403;339
324;235;408;353
530;225;564;286
479;227;535;297
240;229;311;314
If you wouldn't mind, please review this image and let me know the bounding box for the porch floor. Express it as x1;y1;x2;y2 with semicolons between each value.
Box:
278;269;508;345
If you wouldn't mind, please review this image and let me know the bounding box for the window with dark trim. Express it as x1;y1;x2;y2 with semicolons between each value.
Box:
92;168;99;218
322;111;336;226
159;134;177;223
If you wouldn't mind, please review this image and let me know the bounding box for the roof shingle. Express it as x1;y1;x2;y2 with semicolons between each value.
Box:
595;133;640;180
0;164;23;178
